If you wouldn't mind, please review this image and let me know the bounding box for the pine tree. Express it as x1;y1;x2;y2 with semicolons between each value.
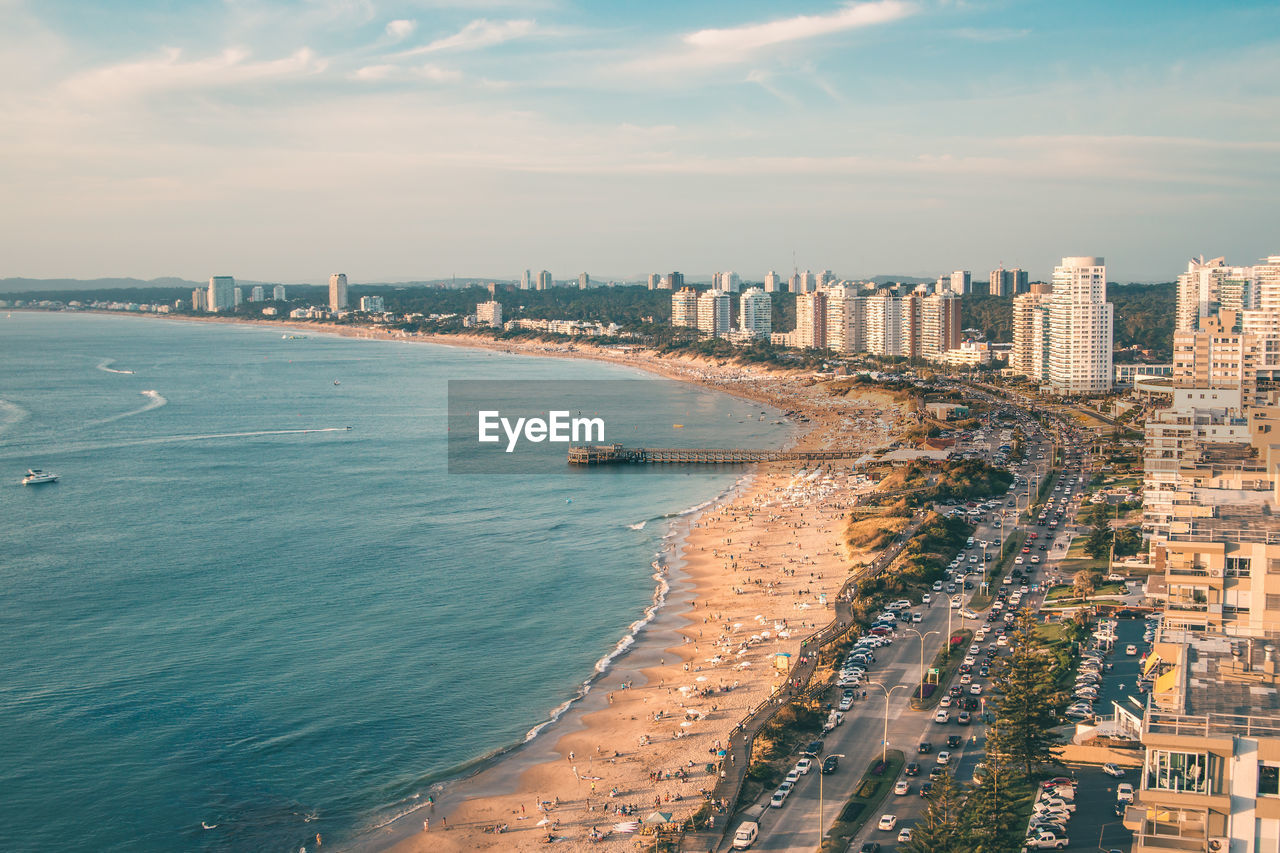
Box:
905;770;966;853
986;612;1064;778
963;758;1023;852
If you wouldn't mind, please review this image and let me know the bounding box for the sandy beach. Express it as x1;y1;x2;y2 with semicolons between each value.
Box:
54;312;912;851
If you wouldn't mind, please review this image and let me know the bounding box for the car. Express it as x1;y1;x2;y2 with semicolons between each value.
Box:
904;762;920;776
932;581;943;592
936;751;951;766
957;711;972;725
877;814;897;831
949;685;963;697
1116;783;1135;803
1041;777;1075;793
934;710;950;724
918;741;933;753
858;844;880;853
898;827;913;843
785;767;800;784
946;734;962;749
921;593;932;605
822;755;840;774
939;695;952;708
970;684;983;695
919;781;934;797
959;673;972;685
1126;645;1138;655
1102;763;1124;778
803;740;825;756
894;780;911;795
769;789;787;808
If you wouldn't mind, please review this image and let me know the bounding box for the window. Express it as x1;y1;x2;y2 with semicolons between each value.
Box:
1146;750;1214;795
1260;764;1280;797
1268;594;1280;611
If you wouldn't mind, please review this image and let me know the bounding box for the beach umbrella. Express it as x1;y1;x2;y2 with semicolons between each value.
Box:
644;812;673;824
613;822;638;833
536;818;551;826
695;675;708;682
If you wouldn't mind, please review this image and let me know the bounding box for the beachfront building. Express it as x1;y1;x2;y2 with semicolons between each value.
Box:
1176;256;1256;332
795;290;828;349
328;274;349;311
696;290;731;338
191;288;208;312
1173;311;1263;396
476;300;503;327
1046;256;1113;395
825;285;865;354
273;285;287;301
920;293;961;361
1125;627;1280;852
764;270;782;293
233;287;243;307
933;340;993;367
361;295;385;313
671;288;699;329
864;292;904;357
250;285;265;302
207;276;235;312
738;288;771;339
1011;289;1051;380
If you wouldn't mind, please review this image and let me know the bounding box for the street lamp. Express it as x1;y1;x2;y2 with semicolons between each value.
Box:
817;752;846;849
866;682;911;764
902;628;940;706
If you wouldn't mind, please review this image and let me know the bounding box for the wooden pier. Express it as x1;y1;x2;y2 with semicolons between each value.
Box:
567;443;864;465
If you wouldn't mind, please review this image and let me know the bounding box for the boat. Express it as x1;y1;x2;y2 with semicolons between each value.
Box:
22;469;58;485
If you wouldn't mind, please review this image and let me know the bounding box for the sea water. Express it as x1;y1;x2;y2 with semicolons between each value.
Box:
0;312;783;852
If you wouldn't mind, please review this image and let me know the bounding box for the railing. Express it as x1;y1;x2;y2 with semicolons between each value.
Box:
1145;710;1280;739
567;445;869;465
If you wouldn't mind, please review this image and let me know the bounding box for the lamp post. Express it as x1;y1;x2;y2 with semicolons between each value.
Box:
866;682;910;764
817;752;846;849
902;628;940;705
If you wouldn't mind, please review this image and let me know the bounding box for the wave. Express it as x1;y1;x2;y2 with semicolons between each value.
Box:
0;426;353;462
96;358;135;375
91;390;167;425
626;520;647;530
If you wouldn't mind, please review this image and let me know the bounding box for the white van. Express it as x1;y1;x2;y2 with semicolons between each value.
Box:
732;821;760;849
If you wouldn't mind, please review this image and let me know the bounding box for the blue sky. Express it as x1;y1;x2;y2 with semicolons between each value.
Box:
3;0;1278;283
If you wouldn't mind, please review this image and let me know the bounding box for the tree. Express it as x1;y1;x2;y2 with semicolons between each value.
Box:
986;612;1064;778
1084;517;1112;560
963;759;1024;852
905;770;966;853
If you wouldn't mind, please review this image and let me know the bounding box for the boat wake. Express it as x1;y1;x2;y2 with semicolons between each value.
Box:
92;390;167;425
96;358;135;375
0;427;352;461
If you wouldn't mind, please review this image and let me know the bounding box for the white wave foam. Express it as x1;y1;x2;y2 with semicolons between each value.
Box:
91;389;167;425
96;358;135;375
626;520;646;530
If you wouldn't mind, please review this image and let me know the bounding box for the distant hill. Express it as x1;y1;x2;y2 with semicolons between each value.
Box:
0;276;206;294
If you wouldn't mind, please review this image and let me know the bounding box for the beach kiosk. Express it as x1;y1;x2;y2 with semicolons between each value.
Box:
773;652;791;672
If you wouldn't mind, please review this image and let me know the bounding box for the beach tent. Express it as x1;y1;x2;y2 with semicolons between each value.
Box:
644;812;673;825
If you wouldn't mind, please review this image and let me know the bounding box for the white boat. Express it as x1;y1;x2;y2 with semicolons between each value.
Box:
22;469;58;485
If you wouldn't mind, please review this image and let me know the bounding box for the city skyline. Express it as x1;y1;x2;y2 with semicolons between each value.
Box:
2;1;1278;282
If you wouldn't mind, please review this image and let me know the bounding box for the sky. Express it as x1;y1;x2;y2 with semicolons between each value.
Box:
2;0;1278;284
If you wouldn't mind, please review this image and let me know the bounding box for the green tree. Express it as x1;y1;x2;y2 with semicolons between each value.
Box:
905;770;966;853
963;759;1024;852
1085;517;1112;560
986;612;1064;777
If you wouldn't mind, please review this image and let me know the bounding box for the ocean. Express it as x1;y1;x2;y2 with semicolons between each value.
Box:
0;312;783;852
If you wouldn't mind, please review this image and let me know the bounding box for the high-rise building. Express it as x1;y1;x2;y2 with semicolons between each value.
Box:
207;276;235;312
795;291;828;349
1176;256;1234;332
816;270;835;291
947;270;971;296
900;292;922;359
864;293;903;356
696;290;731;338
738;288;771;339
1011;269;1029;294
798;270;817;293
1010;290;1052;380
476;300;503;327
1046;256;1113;394
1172;310;1261;395
520;269;531;290
578;272;590;290
191;288;208;312
233;287;243;307
920;294;961;361
670;288;699;328
361;295;385;313
989;267;1013;297
273;284;287;301
763;270;782;293
661;272;684;291
537;270;552;290
647;273;661;290
788;272;802;293
825;285;864;354
329;273;349;311
250;285;265;302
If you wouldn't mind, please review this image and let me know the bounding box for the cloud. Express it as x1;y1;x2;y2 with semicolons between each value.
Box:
684;0;914;57
950;27;1030;42
62;47;327;100
396;18;537;55
385;19;418;41
350;62;463;83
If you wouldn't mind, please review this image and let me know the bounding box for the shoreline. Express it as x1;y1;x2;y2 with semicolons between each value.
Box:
17;310;909;852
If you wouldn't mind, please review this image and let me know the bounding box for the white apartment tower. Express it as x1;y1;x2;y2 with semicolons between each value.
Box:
920;294;961;360
537;270;552;290
249;285;264;302
763;270;782;293
647;273;661;290
273;284;287;301
476;300;503;327
948;270;971;296
1046;256;1113;394
670;288;699;328
578;272;591;290
329;273;349;311
864;293;903;356
824;286;864;354
361;295;385;313
738;288;772;339
520;269;531;290
207;276;235;312
696;290;731;338
713;272;741;293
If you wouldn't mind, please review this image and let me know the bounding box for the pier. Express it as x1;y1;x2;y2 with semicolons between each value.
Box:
567;443;864;465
